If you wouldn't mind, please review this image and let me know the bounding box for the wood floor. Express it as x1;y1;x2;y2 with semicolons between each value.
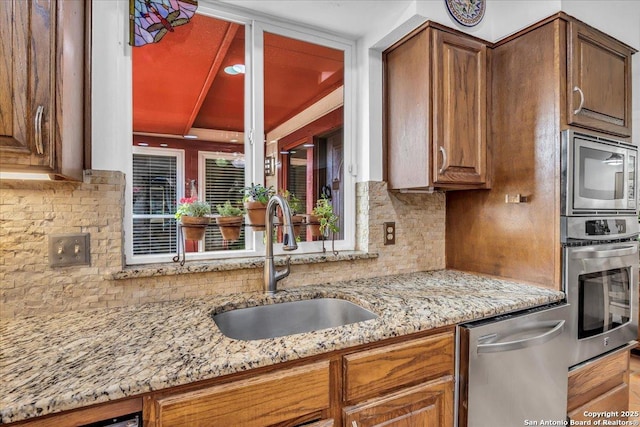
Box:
631;354;640;411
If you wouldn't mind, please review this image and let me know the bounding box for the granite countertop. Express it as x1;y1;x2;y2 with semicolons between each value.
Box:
0;270;565;424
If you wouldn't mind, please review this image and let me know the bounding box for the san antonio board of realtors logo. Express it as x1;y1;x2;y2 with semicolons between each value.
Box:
445;0;486;27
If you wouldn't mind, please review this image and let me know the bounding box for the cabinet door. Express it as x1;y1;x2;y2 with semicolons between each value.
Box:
385;27;432;190
152;361;331;427
432;30;487;186
343;377;454;427
0;0;56;171
567;21;634;137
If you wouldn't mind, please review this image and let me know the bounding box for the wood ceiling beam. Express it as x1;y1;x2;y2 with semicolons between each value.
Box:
182;22;240;136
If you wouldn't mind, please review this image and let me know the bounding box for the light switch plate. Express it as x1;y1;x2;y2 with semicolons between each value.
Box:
49;233;90;267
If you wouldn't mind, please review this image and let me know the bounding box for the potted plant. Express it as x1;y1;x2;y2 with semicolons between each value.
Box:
242;183;274;231
307;196;339;238
215;201;244;241
278;189;304;234
175;197;211;240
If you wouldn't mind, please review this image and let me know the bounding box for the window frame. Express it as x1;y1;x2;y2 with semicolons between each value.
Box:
129;146;185;264
125;2;357;265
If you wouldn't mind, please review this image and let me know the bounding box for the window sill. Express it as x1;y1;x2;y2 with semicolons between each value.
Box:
110;251;378;280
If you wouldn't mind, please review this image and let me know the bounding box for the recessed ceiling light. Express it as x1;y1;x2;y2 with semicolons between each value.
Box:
224;64;245;75
230;139;238;142
138;142;148;146
183;135;198;139
160;143;168;147
280;151;289;155
303;143;315;147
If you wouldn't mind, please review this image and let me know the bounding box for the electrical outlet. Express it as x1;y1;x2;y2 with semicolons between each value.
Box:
49;233;90;267
383;222;396;245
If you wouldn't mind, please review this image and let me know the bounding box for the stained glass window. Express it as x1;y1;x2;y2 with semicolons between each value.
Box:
129;0;198;47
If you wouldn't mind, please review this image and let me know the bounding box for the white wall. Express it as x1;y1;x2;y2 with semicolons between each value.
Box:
92;0;131;173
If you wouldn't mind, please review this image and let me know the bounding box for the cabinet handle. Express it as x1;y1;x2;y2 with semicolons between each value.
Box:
438;146;447;174
34;105;44;155
573;86;584;115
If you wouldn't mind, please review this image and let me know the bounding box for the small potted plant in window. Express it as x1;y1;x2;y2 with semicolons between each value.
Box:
175;197;211;240
242;183;274;231
215;200;244;241
307;196;339;238
278;189;304;234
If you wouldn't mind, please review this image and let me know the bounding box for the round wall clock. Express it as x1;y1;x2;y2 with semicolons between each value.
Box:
445;0;486;27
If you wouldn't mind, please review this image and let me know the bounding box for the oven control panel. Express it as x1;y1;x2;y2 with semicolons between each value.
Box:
561;216;639;244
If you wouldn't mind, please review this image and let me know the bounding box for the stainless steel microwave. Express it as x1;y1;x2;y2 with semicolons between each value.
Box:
561;130;638;216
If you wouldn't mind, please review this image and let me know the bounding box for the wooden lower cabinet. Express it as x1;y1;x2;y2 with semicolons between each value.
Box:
567;348;631;422
148;361;331;427
143;328;455;427
342;331;455;427
343;377;454;427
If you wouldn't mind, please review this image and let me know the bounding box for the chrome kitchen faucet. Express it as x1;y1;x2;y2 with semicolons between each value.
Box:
264;195;298;294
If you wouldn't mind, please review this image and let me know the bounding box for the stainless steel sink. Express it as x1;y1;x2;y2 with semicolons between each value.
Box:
212;298;378;340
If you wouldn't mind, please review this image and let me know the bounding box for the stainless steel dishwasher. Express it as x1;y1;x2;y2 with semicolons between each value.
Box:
457;302;571;427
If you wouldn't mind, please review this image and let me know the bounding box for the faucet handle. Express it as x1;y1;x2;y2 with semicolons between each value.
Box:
275;255;292;282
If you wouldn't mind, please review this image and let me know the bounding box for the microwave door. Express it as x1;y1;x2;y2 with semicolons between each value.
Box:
574;139;628;211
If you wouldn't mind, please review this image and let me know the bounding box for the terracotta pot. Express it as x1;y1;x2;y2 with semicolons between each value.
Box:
215;216;243;241
277;213;304;236
244;201;267;231
292;214;304;236
180;216;210;240
304;214;322;237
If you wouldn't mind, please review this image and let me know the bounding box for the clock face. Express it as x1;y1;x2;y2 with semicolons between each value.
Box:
445;0;486;27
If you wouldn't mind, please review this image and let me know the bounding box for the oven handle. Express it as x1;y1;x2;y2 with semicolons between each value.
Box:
570;245;637;259
477;320;565;354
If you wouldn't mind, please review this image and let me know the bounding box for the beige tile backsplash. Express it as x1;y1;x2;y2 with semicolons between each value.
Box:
0;171;444;319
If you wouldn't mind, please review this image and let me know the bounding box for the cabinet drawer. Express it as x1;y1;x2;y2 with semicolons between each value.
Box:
568;383;629;422
343;376;454;427
343;332;454;402
154;361;330;427
568;350;629;412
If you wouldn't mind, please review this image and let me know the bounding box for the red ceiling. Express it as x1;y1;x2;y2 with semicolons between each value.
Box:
133;14;344;137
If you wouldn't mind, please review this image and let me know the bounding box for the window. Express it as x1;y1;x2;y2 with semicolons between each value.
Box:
131;147;183;258
201;152;246;252
127;3;355;264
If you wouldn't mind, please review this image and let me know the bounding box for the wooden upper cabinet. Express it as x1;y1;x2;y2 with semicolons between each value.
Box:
384;24;489;191
567;20;635;138
0;0;86;180
432;30;487;186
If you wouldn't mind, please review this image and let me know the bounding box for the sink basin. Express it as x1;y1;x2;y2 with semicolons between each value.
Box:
212;298;378;340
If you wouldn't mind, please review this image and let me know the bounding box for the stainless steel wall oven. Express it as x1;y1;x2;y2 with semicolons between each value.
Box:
562;215;638;367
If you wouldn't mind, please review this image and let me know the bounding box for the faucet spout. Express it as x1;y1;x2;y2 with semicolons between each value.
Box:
264;195;298;294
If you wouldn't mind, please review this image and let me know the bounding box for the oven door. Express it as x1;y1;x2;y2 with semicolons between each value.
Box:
565;241;638;367
563;130;637;215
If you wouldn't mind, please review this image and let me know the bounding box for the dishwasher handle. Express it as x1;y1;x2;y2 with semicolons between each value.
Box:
477;320;565;354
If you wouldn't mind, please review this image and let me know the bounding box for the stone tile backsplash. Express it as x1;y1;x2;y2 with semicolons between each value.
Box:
0;171;444;319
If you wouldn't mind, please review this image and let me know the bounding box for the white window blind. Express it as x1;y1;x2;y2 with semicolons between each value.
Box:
132;152;179;255
203;156;246;251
